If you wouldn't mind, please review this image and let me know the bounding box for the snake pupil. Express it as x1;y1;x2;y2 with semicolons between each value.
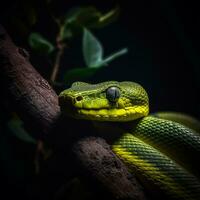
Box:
106;86;120;102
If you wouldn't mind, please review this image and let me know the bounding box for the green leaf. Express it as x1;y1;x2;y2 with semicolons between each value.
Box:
29;32;54;54
65;6;119;29
73;7;101;27
82;29;128;68
64;7;101;27
93;6;120;28
83;28;104;68
7;118;37;144
60;22;79;41
59;6;119;41
60;7;100;41
100;48;128;65
64;67;99;83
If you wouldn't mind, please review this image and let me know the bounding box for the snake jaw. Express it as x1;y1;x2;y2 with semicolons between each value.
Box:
59;94;148;121
66;105;148;122
59;81;149;121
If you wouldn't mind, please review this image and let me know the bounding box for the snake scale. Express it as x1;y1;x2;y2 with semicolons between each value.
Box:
59;81;200;199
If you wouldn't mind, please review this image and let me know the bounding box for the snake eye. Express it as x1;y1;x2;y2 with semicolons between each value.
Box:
106;86;120;102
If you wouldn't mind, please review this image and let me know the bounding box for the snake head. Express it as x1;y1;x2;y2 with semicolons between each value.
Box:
59;81;149;121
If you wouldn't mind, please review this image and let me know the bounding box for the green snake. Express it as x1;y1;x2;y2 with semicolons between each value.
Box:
59;81;200;199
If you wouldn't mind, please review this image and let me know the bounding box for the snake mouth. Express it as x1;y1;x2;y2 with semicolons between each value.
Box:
59;93;149;121
73;106;148;122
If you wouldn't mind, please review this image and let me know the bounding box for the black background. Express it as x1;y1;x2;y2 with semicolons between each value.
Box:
0;0;200;199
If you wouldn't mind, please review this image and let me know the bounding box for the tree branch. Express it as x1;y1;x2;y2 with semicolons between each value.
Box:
0;25;60;138
73;137;147;200
0;24;148;200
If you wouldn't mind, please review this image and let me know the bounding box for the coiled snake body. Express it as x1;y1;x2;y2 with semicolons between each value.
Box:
59;81;200;199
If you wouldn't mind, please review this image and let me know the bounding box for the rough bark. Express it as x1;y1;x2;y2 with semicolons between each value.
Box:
73;137;147;200
0;24;147;200
0;25;60;137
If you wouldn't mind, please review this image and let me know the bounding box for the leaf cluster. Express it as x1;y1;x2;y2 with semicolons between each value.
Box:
28;6;128;85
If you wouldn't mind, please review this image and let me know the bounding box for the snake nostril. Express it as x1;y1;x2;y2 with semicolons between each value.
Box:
76;96;83;101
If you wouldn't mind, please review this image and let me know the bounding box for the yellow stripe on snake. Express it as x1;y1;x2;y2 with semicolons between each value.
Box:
59;81;200;199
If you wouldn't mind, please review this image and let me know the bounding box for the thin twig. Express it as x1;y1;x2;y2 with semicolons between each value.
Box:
50;44;65;83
